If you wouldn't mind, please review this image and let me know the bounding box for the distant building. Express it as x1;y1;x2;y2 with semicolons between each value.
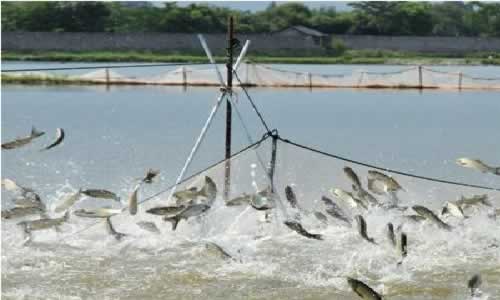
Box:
275;25;327;46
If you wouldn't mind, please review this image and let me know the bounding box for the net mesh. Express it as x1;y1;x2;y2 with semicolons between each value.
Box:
3;63;500;90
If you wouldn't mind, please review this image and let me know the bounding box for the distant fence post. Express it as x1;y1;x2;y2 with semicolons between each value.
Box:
105;68;110;85
418;65;423;89
307;72;312;89
357;71;365;88
458;71;463;90
182;66;187;86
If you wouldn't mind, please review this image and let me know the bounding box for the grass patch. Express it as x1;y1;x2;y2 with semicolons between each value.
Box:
2;50;500;65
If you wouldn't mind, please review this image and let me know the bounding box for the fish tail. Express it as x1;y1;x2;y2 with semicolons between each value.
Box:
165;217;180;231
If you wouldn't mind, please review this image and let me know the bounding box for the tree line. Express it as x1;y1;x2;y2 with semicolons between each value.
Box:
2;1;500;37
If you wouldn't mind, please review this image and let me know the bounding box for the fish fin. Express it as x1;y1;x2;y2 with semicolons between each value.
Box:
165;217;180;231
31;126;44;137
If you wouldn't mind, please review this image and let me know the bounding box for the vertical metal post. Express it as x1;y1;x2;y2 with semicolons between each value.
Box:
224;16;234;200
105;68;110;85
458;71;463;90
418;65;423;89
269;134;278;193
182;66;187;86
307;72;312;90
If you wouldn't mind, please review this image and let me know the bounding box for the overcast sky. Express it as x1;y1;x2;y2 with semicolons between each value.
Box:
174;1;352;12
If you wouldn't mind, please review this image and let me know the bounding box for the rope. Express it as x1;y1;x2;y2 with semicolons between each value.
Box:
168;91;228;201
233;71;271;134
58;134;272;242
364;66;416;75
278;136;500;192
1;62;209;73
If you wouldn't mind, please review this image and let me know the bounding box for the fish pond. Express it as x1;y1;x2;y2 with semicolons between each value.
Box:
2;62;500;299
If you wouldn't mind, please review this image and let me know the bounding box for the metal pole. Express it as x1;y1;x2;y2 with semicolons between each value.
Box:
458;71;463;90
224;16;234;200
418;65;423;89
269;134;278;193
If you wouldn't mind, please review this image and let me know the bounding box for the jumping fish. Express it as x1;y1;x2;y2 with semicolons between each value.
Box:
367;170;404;193
141;169;159;184
41;128;64;151
54;189;82;213
2;206;45;219
412;205;452;231
456;158;500;175
174;176;217;206
17;211;70;235
441;201;467;219
352;184;379;207
225;193;252;207
400;232;408;259
456;194;492;210
81;189;120;202
355;215;377;244
402;214;426;223
163;204;210;231
204;242;233;260
321;196;351;226
1;179;43;209
331;188;367;210
249;186;276;211
347;277;383;300
136;221;160;234
2;127;45;150
73;208;122;218
387;222;396;247
314;211;328;224
283;220;323;240
285;185;299;209
343;166;362;188
146;205;186;217
106;217;127;241
128;184;140;215
467;274;482;297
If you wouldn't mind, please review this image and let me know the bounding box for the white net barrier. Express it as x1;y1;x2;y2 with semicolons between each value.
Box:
3;63;500;90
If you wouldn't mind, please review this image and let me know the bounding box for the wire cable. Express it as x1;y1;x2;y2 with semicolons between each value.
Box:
1;62;209;73
278;136;500;192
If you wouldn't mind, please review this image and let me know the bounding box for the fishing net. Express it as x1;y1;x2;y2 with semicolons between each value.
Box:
3;63;500;90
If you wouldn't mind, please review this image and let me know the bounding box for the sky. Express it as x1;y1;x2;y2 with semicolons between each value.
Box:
174;1;352;12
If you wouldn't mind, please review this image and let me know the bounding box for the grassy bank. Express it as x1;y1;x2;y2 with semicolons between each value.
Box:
3;50;500;65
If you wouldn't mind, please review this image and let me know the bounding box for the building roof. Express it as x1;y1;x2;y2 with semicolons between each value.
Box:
283;25;326;37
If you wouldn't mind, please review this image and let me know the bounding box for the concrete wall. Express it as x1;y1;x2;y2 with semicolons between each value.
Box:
3;32;500;54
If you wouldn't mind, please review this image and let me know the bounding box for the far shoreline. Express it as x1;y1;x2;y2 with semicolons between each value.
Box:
2;51;500;66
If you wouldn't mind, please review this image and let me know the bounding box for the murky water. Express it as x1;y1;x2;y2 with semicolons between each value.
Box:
2;63;500;299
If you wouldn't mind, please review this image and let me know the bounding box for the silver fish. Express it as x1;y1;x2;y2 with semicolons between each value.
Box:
368;170;404;193
2;127;45;150
146;205;186;217
204;242;233;260
2;206;45;219
331;188;367;209
41;128;64;151
347;277;383;300
321;196;351;226
387;223;396;247
174;176;217;206
400;232;408;259
343;166;362;188
226;193;252;207
402;215;426;223
355;215;376;244
81;189;120;202
17;211;69;233
128;184;140;215
73;208;122;218
54;189;82;213
106;217;127;241
456;194;492;210
352;184;379;207
467;274;482;297
285;185;299;208
441;201;466;219
163;204;210;231
284;220;323;240
136;221;160;234
412;205;452;231
314;211;328;225
249;187;276;211
456;158;500;175
141;169;159;184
